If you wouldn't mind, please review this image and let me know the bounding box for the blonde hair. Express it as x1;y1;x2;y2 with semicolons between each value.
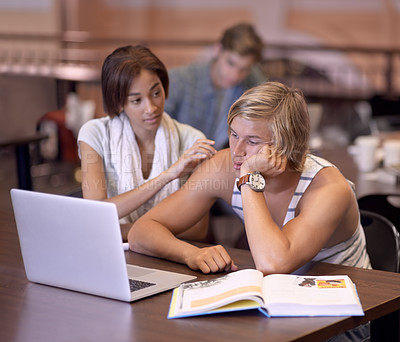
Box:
227;82;310;172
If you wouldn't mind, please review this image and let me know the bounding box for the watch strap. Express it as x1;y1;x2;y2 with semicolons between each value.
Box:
237;174;250;191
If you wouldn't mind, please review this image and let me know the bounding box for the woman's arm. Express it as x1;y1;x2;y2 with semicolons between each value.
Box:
80;141;177;218
79;139;216;218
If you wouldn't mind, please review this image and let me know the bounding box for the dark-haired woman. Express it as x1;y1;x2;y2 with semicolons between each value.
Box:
78;45;216;241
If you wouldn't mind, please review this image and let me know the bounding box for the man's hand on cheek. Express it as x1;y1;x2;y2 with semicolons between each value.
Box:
241;145;287;178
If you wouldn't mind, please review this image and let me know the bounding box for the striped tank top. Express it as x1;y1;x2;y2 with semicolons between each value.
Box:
231;154;371;269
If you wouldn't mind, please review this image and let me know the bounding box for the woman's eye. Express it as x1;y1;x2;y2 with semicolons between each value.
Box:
131;98;141;104
248;140;259;145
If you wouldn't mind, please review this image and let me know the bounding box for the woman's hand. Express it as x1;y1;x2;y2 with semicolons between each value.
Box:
184;245;238;274
241;144;287;179
166;139;216;180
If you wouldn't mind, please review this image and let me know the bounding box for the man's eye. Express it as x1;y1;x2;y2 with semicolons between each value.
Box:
131;98;141;104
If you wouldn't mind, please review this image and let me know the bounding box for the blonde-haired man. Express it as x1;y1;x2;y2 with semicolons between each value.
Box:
129;81;370;276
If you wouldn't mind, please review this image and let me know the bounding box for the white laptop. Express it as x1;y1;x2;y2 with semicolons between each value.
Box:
10;188;196;302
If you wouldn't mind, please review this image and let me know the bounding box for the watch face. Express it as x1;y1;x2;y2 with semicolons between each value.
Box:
250;172;265;191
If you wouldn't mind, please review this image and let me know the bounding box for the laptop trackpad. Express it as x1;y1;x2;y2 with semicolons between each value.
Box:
127;264;156;277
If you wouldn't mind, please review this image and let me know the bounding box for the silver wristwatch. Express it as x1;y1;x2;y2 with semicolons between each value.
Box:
237;172;266;192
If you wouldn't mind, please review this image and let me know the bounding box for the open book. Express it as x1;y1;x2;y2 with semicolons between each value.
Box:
168;269;364;318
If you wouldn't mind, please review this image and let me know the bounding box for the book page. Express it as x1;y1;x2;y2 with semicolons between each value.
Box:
176;269;264;314
262;274;363;316
263;275;357;305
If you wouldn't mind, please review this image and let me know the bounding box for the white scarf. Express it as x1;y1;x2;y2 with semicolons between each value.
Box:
109;112;181;223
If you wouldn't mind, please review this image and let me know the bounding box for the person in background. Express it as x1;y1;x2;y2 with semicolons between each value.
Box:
77;45;216;241
165;22;266;150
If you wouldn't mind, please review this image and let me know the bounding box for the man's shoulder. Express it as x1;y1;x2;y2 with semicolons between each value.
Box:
167;63;211;100
186;149;235;197
243;65;267;88
169;62;209;79
197;149;234;176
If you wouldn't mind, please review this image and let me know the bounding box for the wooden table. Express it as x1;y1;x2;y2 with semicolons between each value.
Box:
0;209;399;342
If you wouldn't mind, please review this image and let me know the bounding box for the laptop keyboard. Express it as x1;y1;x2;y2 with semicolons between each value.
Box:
129;279;156;292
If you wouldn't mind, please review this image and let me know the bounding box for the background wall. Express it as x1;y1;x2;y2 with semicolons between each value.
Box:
1;0;398;63
1;0;399;124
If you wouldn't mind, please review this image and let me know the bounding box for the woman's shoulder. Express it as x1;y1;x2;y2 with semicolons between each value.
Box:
77;116;111;157
78;116;110;136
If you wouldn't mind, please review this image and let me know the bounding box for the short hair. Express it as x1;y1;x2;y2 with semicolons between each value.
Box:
101;45;169;117
220;23;264;62
227;82;310;172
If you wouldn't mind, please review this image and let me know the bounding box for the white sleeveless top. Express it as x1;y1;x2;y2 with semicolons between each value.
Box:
231;154;371;269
